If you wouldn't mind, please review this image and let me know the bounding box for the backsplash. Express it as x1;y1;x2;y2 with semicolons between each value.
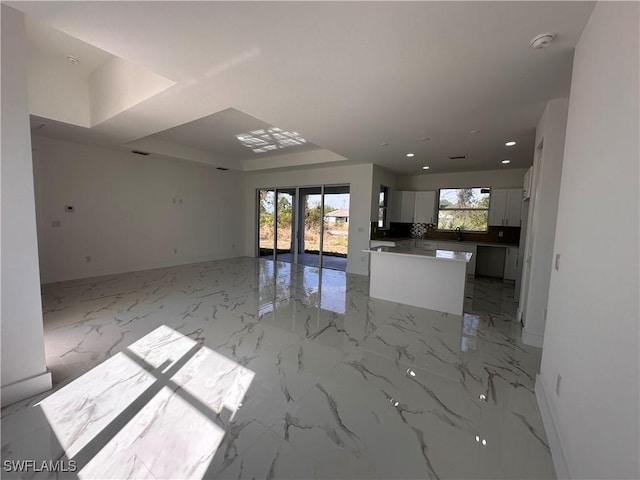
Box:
371;222;521;245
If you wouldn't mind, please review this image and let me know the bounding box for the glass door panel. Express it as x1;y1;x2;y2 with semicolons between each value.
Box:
299;187;322;268
275;189;295;262
322;185;350;270
258;189;275;258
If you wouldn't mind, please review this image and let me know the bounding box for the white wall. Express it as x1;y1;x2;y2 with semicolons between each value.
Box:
1;6;52;406
397;168;527;191
371;165;398;225
244;163;373;276
520;98;569;347
33;136;245;283
537;3;639;478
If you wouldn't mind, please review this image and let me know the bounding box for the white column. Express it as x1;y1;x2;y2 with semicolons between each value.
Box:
1;5;52;405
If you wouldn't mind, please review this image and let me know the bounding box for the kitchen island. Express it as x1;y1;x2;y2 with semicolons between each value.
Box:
365;246;472;315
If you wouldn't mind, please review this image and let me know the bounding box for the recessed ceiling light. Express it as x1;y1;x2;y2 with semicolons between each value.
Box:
501;159;511;164
420;137;430;142
66;55;80;65
422;166;430;170
505;141;516;147
470;130;480;135
406;153;415;157
380;142;389;147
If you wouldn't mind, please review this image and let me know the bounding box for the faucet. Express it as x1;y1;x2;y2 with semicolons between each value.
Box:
455;227;463;241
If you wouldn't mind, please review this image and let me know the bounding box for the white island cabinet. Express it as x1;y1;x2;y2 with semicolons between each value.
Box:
365;246;472;315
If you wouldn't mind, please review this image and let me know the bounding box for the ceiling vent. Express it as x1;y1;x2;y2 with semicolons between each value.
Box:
131;150;150;156
448;155;467;160
216;167;229;171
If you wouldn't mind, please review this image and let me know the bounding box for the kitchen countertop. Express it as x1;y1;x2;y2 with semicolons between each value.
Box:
371;237;519;248
365;246;473;263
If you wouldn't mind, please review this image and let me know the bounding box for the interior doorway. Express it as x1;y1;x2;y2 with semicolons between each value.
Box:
257;185;350;271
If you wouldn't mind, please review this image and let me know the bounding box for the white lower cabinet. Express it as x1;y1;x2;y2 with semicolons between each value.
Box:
503;247;519;280
437;241;477;276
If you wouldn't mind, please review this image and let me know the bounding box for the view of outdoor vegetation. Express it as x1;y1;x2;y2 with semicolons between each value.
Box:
259;190;349;256
438;187;490;232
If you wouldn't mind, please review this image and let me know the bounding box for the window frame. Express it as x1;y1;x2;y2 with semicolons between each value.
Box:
378;185;389;228
437;187;491;233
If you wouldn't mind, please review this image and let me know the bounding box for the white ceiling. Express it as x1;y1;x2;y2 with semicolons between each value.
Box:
12;1;595;175
25;16;111;76
151;108;320;160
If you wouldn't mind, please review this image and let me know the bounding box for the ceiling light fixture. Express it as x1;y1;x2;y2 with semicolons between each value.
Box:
422;166;430;170
406;153;415;157
530;33;555;49
501;159;511;164
66;55;80;65
470;130;480;135
505;141;516;147
420;137;430;142
380;142;390;147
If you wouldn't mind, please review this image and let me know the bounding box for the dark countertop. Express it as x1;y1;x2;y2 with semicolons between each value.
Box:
370;236;519;248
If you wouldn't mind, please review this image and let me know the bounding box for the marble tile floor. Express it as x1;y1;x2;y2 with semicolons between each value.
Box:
1;257;555;479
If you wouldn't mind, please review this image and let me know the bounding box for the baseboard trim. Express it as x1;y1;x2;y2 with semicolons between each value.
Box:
41;254;243;284
1;370;52;407
535;375;570;479
522;328;544;347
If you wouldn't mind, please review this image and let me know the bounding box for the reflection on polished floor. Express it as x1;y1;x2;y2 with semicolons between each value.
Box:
1;258;555;479
268;252;347;271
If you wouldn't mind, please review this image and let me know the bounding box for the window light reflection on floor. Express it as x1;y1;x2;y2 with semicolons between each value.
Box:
35;325;255;479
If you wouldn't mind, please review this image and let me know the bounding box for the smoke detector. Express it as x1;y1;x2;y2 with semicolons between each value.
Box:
530;33;555;49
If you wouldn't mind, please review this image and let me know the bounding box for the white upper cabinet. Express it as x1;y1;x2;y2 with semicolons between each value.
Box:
489;188;523;227
414;191;436;223
391;191;416;223
506;189;523;226
488;189;507;226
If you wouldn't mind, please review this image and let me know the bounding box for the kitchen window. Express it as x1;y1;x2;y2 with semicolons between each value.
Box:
437;188;490;232
378;186;389;228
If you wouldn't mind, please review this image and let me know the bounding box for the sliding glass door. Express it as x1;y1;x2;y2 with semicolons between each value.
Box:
258;189;275;258
275;189;295;262
299;187;323;267
257;185;349;271
321;185;350;269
